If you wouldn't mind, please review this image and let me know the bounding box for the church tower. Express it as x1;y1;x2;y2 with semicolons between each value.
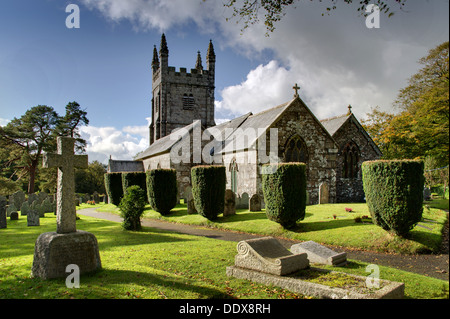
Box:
150;34;216;145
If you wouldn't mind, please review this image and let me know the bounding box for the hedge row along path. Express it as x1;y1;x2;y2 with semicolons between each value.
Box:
78;208;449;281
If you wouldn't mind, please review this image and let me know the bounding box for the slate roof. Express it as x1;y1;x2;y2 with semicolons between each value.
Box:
320;114;352;137
136;98;364;160
135;121;198;160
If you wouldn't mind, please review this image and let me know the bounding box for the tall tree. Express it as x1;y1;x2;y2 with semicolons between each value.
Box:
0;102;89;194
363;42;449;166
395;41;449;166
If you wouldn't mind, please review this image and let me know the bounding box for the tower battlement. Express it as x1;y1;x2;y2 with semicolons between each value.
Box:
150;34;216;145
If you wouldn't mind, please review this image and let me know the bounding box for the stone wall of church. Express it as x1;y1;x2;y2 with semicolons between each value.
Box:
333;118;381;203
263;99;338;205
223;149;259;202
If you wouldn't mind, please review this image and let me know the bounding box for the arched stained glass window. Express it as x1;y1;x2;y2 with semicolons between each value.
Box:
284;135;308;163
342;142;359;179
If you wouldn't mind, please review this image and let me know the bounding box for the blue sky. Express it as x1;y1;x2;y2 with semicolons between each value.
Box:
0;0;448;164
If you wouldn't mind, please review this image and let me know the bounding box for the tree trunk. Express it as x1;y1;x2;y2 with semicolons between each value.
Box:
28;160;38;194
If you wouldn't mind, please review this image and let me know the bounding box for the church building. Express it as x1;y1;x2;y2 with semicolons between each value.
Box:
108;34;382;205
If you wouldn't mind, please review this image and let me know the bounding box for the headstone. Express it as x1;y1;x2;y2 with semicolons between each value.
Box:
37;192;48;204
236;192;249;209
0;196;7;229
6;204;17;217
31;137;101;280
249;194;261;212
10;211;19;220
319;182;329;204
185;186;197;215
27;193;39;206
21;201;30;216
224;189;236;217
233;237;309;276
290;241;347;267
423;187;432;201
27;209;40;227
10;191;26;211
93;192;100;204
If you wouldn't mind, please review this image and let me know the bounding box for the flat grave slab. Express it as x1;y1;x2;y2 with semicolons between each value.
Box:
291;241;347;266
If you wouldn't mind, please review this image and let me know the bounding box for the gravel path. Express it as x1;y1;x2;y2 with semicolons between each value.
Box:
78;208;449;281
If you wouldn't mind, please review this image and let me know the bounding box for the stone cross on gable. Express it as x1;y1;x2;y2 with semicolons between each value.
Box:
43;137;88;234
293;83;300;98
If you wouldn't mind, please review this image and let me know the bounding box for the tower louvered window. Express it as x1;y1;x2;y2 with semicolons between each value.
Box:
183;94;195;109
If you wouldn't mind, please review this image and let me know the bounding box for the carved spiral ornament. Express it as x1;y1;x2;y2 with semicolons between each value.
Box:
237;241;249;255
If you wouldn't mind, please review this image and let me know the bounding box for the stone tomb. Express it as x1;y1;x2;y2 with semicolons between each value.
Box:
227;237;404;299
290;241;347;267
231;237;309;276
31;137;101;280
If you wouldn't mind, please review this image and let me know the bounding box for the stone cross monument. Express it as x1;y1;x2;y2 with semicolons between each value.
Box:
32;136;101;280
43;137;88;234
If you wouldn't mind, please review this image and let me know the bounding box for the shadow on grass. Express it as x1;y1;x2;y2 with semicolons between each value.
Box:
0;267;230;299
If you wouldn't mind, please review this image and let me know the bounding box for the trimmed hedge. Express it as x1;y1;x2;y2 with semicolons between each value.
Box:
104;173;124;206
119;185;147;231
262;163;307;229
362;160;424;237
191;165;226;221
122;172;147;200
146;169;178;216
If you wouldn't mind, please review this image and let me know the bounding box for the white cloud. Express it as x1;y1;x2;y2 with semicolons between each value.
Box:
0;118;10;126
216;60;296;116
80;0;448;122
80;0;220;32
80;125;149;164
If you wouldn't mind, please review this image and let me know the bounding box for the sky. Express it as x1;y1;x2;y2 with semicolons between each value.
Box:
0;0;448;164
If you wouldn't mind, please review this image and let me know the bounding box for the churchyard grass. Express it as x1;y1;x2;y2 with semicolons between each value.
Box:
98;202;447;255
0;213;448;299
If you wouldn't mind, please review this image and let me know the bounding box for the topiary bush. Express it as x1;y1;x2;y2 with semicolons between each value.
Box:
119;185;147;231
261;163;307;229
362;160;425;237
122;172;147;198
191;165;226;221
146;169;178;216
104;173;124;206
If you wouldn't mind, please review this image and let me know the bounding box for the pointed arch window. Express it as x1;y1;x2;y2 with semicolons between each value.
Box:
284;135;308;163
229;159;238;194
343;142;359;179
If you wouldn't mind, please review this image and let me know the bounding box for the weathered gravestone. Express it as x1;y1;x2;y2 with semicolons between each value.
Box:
10;211;19;220
21;201;30;216
231;237;309;276
27;209;40;227
31;137;101;280
6;204;17;217
319;182;330;204
0;196;7;229
249;194;261;212
291;241;347;267
224;189;236;217
423;187;432;201
236;192;249;209
185;186;197;215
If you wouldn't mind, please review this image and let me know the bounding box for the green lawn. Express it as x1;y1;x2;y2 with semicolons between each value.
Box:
97;200;448;255
0;214;448;299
